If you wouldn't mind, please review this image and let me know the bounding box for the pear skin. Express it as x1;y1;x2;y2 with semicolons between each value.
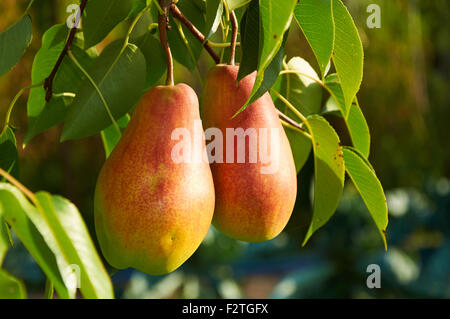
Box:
201;65;297;242
94;84;215;275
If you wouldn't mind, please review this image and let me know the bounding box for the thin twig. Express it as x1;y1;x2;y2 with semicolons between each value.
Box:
1;83;43;136
159;1;174;86
208;41;240;48
220;15;230;63
271;89;309;124
280;70;324;87
278;110;311;140
152;0;164;15
271;89;316;143
170;3;220;64
44;0;88;102
174;19;204;85
229;11;238;65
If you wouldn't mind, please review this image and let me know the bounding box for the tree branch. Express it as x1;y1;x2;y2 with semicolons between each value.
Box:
44;0;88;102
169;3;220;64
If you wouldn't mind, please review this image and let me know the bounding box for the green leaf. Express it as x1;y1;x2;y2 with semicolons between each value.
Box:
303;115;345;246
224;0;252;11
294;0;334;78
205;0;223;39
101;114;130;158
237;0;260;82
331;0;364;116
283;126;311;175
0;269;26;299
61;41;146;141
324;73;347;116
239;0;297;114
25;95;73;144
35;192;114;299
129;0;146;18
347;99;370;158
246;32;288;105
0;128;19;178
0;184;70;299
27;25;69;121
83;0;134;48
258;0;296;79
132;32;166;90
0;15;33;77
26;26;97;144
0;218;10;265
167;0;206;70
25;47;97;144
325;74;370;158
274;57;322;173
343;147;388;249
281;57;322;116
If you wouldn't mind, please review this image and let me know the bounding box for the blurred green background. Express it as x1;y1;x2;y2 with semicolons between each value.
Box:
0;0;449;298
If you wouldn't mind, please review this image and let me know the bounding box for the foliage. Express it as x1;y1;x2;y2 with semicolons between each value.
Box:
0;0;405;298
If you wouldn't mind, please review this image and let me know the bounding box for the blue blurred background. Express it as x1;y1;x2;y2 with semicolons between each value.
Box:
0;0;448;298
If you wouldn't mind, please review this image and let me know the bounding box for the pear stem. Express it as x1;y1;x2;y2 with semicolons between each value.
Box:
170;4;220;64
158;1;174;86
229;11;238;66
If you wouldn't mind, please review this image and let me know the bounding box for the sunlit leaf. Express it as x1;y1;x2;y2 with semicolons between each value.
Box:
343;147;388;249
325;74;370;158
347;99;370;158
281;57;322;116
224;0;251;11
0;218;10;265
0;269;26;299
303;115;345;245
35;192;114;298
274;57;322;173
332;0;364;116
294;0;334;78
0;184;70;298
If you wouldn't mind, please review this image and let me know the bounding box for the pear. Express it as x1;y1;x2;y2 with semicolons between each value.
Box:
201;65;297;242
94;84;215;275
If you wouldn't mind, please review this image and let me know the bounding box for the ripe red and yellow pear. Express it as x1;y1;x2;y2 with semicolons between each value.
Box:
201;64;297;242
94;84;215;275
